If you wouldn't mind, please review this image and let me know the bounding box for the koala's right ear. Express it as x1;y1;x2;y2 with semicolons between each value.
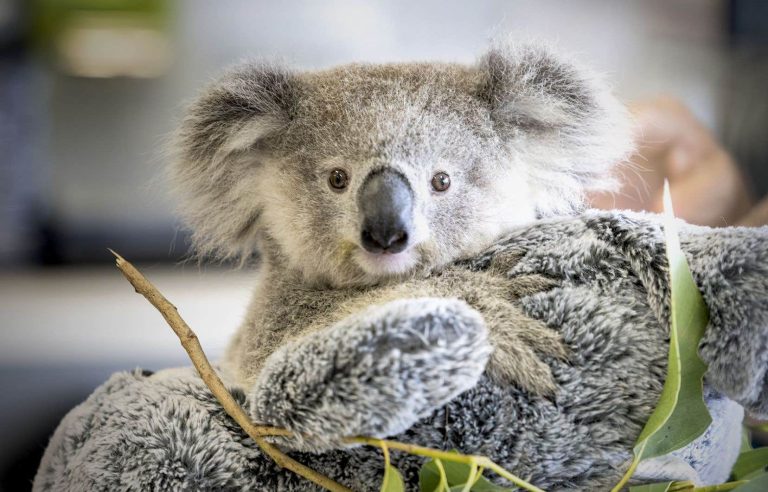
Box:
476;42;633;216
170;63;296;261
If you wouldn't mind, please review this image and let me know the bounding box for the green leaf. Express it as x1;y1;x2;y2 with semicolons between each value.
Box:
445;477;513;492
382;464;405;492
419;457;513;492
420;457;469;490
635;182;712;457
751;422;768;433
380;442;405;492
667;481;695;491
732;473;768;491
613;182;713;491
468;476;514;491
439;458;475;485
420;460;443;492
732;448;768;480
629;482;673;492
740;427;754;454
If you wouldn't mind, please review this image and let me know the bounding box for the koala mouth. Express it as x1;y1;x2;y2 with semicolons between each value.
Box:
354;247;418;277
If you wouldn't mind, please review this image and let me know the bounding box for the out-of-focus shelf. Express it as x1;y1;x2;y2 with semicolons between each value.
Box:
0;265;256;367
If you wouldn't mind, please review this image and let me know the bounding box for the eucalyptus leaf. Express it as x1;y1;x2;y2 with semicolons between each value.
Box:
380;442;405;492
635;182;712;459
732;448;768;480
420;460;443;492
420;458;473;490
628;482;673;492
420;454;472;487
732;473;768;491
467;476;514;491
382;464;405;492
419;457;513;492
613;182;713;491
436;458;475;484
666;481;695;491
445;477;513;492
740;427;754;454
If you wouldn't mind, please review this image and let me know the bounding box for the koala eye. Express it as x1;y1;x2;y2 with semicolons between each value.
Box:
431;172;451;192
328;169;349;191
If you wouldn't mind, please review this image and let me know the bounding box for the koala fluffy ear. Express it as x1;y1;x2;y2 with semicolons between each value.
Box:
477;43;633;215
170;63;295;262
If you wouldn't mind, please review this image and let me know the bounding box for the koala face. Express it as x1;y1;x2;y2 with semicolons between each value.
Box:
172;43;632;287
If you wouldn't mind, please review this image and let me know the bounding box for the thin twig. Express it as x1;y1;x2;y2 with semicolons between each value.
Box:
110;250;350;492
690;481;748;492
611;454;640;492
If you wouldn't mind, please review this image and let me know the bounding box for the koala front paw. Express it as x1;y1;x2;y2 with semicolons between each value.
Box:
250;297;491;451
484;303;568;396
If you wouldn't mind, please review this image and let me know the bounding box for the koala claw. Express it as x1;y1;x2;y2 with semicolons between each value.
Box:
487;343;559;396
486;317;567;396
249;297;491;451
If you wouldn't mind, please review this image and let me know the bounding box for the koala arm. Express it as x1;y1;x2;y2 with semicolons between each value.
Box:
681;225;768;417
249;297;491;451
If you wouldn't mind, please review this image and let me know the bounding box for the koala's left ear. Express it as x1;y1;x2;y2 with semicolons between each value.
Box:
477;43;633;215
170;62;296;262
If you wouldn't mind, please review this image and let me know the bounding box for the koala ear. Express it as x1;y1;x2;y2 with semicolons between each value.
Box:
170;62;296;262
477;43;633;215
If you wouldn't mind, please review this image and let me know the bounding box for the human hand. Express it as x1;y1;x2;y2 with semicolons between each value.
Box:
590;97;752;226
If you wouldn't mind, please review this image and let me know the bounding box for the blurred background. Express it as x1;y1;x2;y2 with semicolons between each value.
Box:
1;0;767;489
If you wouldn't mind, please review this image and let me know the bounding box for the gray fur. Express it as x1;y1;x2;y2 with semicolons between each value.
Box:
34;211;768;491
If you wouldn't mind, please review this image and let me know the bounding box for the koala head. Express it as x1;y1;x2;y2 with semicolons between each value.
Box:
171;42;632;287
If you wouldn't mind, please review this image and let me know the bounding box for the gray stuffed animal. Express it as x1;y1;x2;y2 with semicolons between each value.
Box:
34;42;768;491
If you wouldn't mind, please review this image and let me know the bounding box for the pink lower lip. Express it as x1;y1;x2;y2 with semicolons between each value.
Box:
362;250;406;260
357;248;415;272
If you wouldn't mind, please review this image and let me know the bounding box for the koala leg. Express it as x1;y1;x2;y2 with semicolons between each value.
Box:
249;297;491;451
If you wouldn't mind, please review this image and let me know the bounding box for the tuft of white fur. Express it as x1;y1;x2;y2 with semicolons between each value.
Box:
478;40;634;216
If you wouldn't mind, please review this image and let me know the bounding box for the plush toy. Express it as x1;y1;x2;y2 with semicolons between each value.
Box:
34;42;768;491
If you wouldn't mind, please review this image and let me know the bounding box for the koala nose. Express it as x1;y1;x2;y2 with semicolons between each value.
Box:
358;169;413;254
361;228;409;253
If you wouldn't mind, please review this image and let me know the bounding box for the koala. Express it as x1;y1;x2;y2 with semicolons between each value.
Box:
171;42;631;440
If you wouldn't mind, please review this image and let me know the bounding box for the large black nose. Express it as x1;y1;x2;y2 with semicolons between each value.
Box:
358;169;413;254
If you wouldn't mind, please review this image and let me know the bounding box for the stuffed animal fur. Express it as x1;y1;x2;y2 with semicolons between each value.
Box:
34;42;768;491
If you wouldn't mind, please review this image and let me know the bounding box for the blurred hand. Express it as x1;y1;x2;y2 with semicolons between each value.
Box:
590;97;753;226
